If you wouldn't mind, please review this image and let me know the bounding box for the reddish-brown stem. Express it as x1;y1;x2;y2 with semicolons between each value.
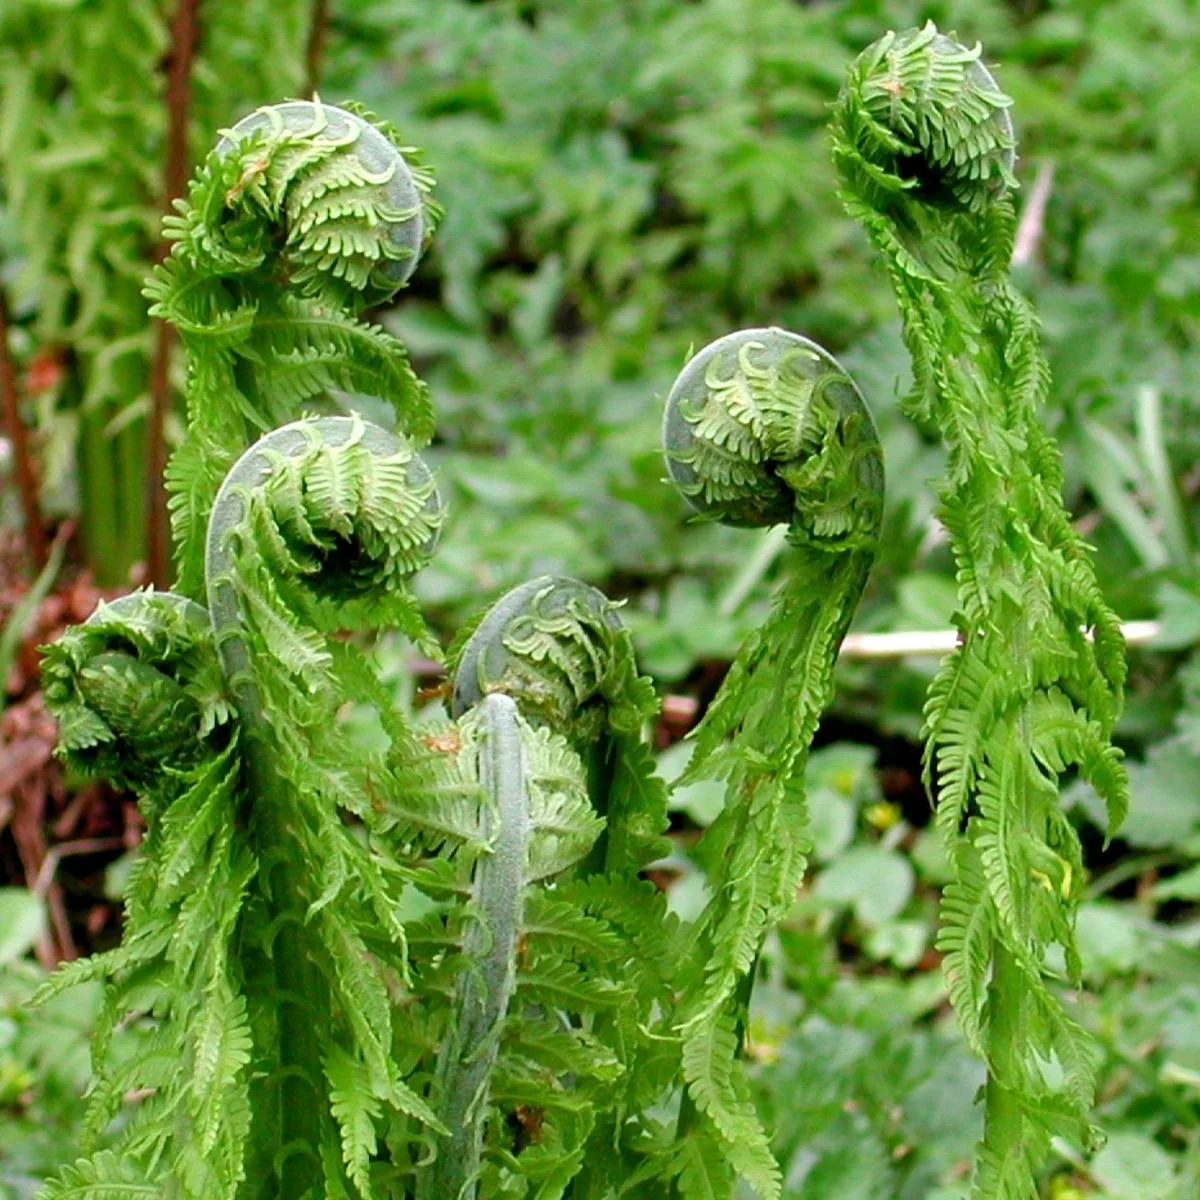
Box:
0;287;47;570
147;0;202;588
304;0;331;98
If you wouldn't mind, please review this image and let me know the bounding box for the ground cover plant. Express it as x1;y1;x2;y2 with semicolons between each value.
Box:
4;2;1200;1199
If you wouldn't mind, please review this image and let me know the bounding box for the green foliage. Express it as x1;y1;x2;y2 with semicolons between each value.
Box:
12;3;1200;1198
832;21;1129;1196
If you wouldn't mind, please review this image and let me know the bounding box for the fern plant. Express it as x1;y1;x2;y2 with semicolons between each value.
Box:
27;97;663;1198
831;23;1130;1197
659;328;884;1198
55;40;1144;1191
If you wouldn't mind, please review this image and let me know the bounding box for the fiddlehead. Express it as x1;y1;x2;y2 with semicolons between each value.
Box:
833;24;1128;1198
204;412;445;1196
450;574;669;875
145;98;439;593
40;592;252;1194
661;327;883;1199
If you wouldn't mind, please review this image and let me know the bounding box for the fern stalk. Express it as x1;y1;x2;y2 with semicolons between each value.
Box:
417;693;531;1200
832;24;1129;1196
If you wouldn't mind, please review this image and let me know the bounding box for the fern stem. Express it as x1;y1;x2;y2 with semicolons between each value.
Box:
982;940;1026;1179
147;0;201;587
418;693;530;1200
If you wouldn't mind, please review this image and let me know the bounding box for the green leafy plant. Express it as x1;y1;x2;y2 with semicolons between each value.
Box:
33;84;896;1194
660;327;884;1196
831;23;1130;1197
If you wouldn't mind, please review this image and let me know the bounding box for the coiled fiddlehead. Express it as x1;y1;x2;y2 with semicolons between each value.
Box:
40;414;447;1196
833;24;1128;1198
451;574;669;875
661;327;883;1199
145;98;439;593
39;592;251;1194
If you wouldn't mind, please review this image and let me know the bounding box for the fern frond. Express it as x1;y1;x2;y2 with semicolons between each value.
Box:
833;23;1129;1194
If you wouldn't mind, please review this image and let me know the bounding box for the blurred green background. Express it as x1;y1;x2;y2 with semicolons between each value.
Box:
3;0;1200;1196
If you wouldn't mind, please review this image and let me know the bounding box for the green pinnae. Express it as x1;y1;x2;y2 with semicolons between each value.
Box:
662;327;883;547
215;98;434;293
833;21;1016;213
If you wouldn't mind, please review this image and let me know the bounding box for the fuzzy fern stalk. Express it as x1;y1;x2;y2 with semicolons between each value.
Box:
832;24;1130;1196
415;692;531;1200
144;98;439;595
662;328;884;1198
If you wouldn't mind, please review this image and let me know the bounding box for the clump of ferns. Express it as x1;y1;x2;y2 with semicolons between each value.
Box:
34;36;1122;1199
36;99;685;1199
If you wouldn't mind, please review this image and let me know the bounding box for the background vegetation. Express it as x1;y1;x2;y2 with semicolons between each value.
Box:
3;0;1200;1196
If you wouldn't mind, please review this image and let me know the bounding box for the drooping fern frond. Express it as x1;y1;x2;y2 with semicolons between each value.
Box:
832;23;1129;1196
144;98;439;593
660;328;885;1199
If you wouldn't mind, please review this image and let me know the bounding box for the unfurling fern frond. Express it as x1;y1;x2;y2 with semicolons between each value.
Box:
145;99;439;593
832;23;1128;1196
39;592;252;1195
201;412;445;1197
661;328;884;1199
404;578;678;1198
450;575;670;875
39;412;446;1197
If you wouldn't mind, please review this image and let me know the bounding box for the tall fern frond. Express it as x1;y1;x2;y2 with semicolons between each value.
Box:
832;23;1129;1194
660;328;884;1197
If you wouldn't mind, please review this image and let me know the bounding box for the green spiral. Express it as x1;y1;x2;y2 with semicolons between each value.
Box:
832;21;1016;214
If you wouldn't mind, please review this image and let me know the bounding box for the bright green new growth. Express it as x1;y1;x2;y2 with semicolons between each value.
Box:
426;577;683;1196
144;97;440;596
662;328;884;1199
832;23;1129;1198
38;101;449;1198
38;410;447;1195
450;574;670;875
39;96;684;1200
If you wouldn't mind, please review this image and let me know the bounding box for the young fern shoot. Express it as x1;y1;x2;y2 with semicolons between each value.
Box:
144;98;439;594
832;24;1129;1196
662;329;884;1199
413;576;679;1195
